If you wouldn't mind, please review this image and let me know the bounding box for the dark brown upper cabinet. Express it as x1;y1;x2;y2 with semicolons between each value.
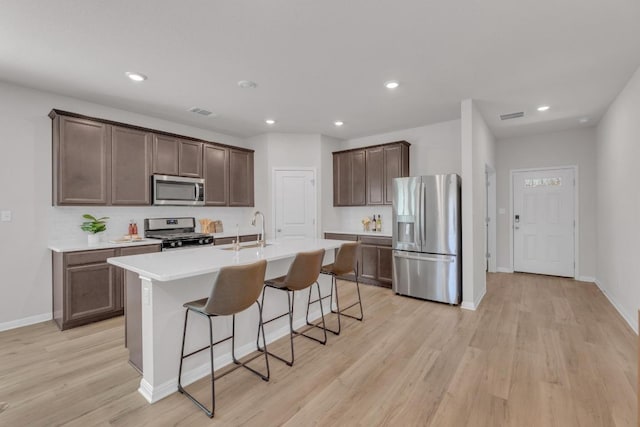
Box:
333;141;409;207
52;115;111;205
383;143;409;205
179;140;203;178
203;144;229;206
333;150;367;206
366;147;385;205
50;110;254;207
111;126;152;205
153;136;202;178
152;134;180;176
229;149;254;206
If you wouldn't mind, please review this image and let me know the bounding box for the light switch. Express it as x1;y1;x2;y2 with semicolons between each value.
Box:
0;210;11;222
498;208;506;215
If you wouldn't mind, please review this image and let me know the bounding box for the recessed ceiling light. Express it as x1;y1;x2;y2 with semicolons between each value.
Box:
579;117;589;124
265;119;276;125
125;72;147;82
537;105;550;112
384;80;399;89
238;80;257;89
334;121;344;127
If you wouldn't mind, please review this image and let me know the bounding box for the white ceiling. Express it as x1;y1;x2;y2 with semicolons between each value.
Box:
1;0;639;140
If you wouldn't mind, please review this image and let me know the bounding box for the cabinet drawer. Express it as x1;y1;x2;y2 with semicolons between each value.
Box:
358;236;392;246
66;249;117;266
239;235;258;243
214;237;235;246
324;233;358;241
118;245;162;256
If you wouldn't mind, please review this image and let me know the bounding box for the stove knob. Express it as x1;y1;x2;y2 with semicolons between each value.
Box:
170;242;176;247
199;239;204;244
177;241;183;247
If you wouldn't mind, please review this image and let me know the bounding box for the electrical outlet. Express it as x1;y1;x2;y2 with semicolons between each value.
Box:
143;286;151;305
0;210;11;222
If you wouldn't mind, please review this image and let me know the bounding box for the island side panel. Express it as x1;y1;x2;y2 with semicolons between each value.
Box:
139;250;335;403
125;270;143;373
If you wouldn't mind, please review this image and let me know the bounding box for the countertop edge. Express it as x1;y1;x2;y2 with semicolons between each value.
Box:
48;238;164;253
323;230;392;238
107;238;347;282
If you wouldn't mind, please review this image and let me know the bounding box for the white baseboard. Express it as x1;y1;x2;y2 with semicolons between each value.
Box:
0;312;52;332
140;308;326;403
496;267;513;273
461;288;487;311
594;279;638;335
576;276;595;283
460;301;476;310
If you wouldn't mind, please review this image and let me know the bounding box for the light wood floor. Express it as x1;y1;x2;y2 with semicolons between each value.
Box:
0;273;636;426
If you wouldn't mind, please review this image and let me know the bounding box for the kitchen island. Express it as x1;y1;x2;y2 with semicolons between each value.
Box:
108;238;345;404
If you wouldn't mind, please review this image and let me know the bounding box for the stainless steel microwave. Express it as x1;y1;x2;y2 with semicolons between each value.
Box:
152;175;205;206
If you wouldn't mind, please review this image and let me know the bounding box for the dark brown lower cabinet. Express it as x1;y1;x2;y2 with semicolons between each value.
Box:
52;244;161;330
213;234;259;245
324;233;392;288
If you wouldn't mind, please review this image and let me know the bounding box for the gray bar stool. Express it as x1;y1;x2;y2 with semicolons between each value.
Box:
177;259;269;418
310;242;363;335
257;249;326;366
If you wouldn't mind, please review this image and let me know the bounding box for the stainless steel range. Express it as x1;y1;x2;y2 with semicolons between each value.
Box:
144;217;213;250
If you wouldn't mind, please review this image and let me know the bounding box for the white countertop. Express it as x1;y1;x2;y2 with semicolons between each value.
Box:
324;229;392;238
48;238;164;253
107;238;346;282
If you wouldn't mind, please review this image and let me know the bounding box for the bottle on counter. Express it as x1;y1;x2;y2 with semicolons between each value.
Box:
128;220;139;238
371;215;376;232
377;214;382;232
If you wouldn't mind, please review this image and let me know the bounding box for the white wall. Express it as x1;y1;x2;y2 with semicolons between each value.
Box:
325;119;462;233
320;135;342;233
495;127;597;279
461;100;496;310
595;65;640;333
246;133;324;238
0;81;254;330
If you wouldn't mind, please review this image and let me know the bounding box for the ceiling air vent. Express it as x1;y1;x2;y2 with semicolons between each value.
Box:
500;112;524;120
188;107;215;117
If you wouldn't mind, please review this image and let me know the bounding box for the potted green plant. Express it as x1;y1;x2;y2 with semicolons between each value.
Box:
81;214;109;245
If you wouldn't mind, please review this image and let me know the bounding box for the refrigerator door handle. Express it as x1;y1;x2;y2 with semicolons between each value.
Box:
417;180;423;250
394;252;455;263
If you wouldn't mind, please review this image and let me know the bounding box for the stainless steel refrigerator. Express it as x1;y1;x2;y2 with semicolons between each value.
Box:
392;174;462;304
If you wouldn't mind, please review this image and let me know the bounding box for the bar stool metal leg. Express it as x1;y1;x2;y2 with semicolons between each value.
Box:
337;275;364;322
299;282;328;344
231;302;270;381
177;309;216;418
306;279;337;336
257;286;296;366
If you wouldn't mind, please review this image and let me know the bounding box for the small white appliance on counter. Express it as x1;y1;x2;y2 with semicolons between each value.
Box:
392;174;462;304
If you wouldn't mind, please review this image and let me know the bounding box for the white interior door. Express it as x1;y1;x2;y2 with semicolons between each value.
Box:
513;168;575;277
273;169;316;239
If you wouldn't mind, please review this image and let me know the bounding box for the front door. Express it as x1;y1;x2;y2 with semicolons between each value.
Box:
513;168;575;277
273;169;316;239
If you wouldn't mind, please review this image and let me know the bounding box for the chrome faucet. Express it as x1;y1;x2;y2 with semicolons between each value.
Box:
251;211;266;247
